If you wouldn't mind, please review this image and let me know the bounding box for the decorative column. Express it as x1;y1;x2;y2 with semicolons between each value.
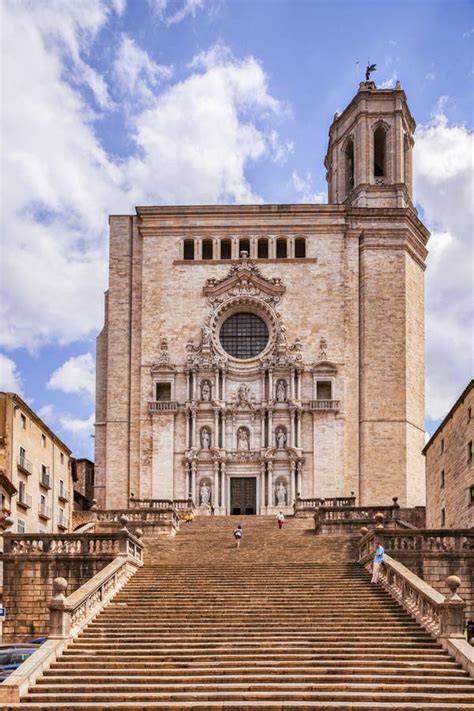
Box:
260;409;266;448
297;369;302;400
296;460;302;497
290;461;296;506
185;371;190;401
192;369;198;400
268;409;273;446
290;368;295;400
290;409;295;447
260;462;266;511
296;410;302;448
261;370;266;400
185;462;191;497
222;370;227;400
221;462;226;512
214;409;219;443
268;369;273;400
213;461;219;507
192;410;197;448
214;368;220;399
191;461;197;504
267;461;273;509
185;410;190;449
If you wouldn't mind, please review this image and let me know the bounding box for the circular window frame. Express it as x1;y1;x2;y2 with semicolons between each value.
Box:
211;297;277;364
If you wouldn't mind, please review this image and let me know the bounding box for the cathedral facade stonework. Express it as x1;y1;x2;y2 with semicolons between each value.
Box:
95;82;429;513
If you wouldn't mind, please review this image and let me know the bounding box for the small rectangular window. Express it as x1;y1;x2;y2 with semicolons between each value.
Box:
468;407;472;422
20;414;26;429
440;438;444;454
17;519;25;533
440;469;445;488
441;508;445;527
202;239;213;260
316;381;332;400
220;240;232;259
156;383;171;401
468;441;473;461
470;485;474;505
60;452;64;464
294;238;306;258
41;434;46;448
183;240;194;260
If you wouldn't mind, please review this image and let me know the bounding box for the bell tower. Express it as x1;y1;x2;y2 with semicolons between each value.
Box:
325;80;415;207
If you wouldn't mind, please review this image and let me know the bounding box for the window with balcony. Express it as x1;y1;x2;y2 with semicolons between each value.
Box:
156;383;172;401
17;518;25;533
58;508;67;530
316;381;332;400
40;464;50;488
59;479;68;501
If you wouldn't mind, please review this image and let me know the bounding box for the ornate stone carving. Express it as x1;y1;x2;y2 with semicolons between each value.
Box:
276;379;287;402
276;482;287;506
237;426;250;450
200;428;211;450
201;380;212;401
276;427;287;449
151;338;176;372
200;482;211;505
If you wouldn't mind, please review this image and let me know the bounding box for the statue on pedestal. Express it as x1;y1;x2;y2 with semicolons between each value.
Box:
200;482;210;505
276;427;287;449
201;381;211;401
276;380;286;402
237;427;250;451
200;429;211;449
276;482;287;506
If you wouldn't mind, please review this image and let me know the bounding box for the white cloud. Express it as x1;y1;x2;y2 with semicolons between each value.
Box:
60;412;94;436
0;354;24;395
113;35;172;102
47;353;96;398
414;106;474;421
37;404;55;421
150;0;206;26
291;171;327;204
380;73;397;89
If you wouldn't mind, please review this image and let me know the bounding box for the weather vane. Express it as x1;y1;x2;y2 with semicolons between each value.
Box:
365;61;377;82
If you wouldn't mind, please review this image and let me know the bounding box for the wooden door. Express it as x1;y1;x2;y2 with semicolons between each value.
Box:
230;477;256;515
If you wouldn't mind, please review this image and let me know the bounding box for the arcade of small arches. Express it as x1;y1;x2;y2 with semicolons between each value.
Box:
181;235;306;261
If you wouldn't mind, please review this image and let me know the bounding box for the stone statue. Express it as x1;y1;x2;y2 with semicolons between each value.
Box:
276;380;286;402
201;429;211;449
365;62;377;82
237;427;250;451
276;427;287;449
237;383;250;403
201;381;211;401
200;482;210;505
276;482;287;506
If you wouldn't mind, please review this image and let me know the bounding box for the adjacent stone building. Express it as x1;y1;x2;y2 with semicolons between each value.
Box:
424;380;474;529
0;392;73;533
95;81;429;513
72;457;95;511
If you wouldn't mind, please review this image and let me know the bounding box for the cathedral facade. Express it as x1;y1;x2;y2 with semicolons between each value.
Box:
95;81;429;513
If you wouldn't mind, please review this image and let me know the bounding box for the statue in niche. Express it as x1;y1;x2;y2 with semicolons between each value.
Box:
276;380;286;402
276;427;287;449
201;381;211;401
200;482;211;505
276;482;287;506
237;427;250;451
237;383;250;403
200;429;211;449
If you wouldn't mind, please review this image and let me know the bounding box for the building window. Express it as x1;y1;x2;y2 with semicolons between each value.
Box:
183;239;194;260
441;508;445;527
156;383;172;401
58;508;67;529
373;125;386;178
220;239;232;259
316;381;332;400
41;434;46;448
276;238;287;259
440;469;445;489
257;238;269;259
470;486;474;505
202;239;213;260
239;238;250;257
20;414;26;429
59;480;66;498
468;407;472;422
17;518;25;533
294;237;306;258
468;441;473;461
219;312;269;360
60;452;64;465
440;438;444;454
345;139;354;193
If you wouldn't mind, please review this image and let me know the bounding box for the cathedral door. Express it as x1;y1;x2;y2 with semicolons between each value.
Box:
230;477;256;515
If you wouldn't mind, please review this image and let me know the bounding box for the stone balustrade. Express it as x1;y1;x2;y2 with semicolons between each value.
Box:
148;400;178;413
3;531;143;560
314;504;399;533
308;399;340;411
72;507;181;537
129;498;175;509
294;495;356;514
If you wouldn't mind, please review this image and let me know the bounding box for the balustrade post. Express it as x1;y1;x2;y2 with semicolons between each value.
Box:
439;575;465;639
49;577;71;639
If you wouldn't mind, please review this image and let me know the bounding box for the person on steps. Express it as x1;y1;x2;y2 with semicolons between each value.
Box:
371;540;385;583
233;524;243;549
277;511;285;529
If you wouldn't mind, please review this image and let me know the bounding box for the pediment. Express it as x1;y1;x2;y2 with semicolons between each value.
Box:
312;360;338;375
203;260;285;301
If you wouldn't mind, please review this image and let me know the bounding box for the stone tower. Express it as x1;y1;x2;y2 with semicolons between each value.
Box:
325;80;414;208
95;81;428;512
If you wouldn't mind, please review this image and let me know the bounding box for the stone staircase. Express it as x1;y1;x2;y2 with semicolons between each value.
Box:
15;516;474;709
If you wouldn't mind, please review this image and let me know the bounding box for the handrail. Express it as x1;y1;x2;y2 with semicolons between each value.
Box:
2;530;144;561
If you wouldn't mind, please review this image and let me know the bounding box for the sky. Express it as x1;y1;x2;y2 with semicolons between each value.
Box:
0;0;473;460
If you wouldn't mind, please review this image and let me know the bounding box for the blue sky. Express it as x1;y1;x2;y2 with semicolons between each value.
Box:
1;0;473;459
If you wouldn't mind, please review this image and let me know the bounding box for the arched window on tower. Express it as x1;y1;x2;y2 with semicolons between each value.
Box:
257;238;269;259
344;139;354;195
373;125;386;179
276;238;287;259
294;237;306;258
202;239;213;260
183;239;194;260
220;239;232;259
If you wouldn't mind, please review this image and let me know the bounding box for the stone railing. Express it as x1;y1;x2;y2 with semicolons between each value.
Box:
359;531;474;677
3;530;143;562
314;504;399;533
72;508;180;537
362;529;474;554
129;498;174;509
148;400;178;413
0;536;143;704
308;399;340;411
294;495;356;514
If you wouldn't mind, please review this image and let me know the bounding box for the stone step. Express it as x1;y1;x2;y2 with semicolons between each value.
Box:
13;701;474;710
